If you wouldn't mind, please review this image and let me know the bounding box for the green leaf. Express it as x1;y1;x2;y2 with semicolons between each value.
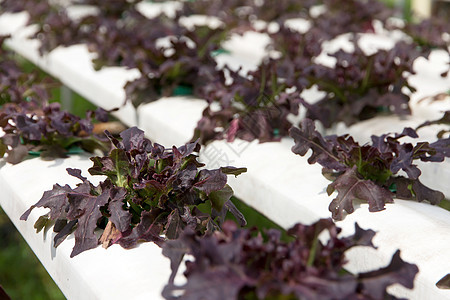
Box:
436;273;450;289
208;184;233;213
219;166;247;177
34;214;51;233
0;139;6;157
89;149;130;187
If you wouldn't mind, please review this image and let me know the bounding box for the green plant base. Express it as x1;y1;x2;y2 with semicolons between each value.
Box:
211;48;231;57
28;146;84;156
172;85;194;96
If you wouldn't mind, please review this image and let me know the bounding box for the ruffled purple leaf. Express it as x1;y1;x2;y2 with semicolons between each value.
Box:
67;190;110;257
20;184;73;221
193;169;227;195
118;211;164;249
328;166;394;220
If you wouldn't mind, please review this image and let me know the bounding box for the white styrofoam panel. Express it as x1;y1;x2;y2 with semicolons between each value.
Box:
214;51;260;75
178;14;224;30
46;45;141;126
284;18;311;33
221;31;271;66
409;50;450;119
137;96;207;146
0;11;30;34
135;1;182;19
0;155;173;300
204;138;331;227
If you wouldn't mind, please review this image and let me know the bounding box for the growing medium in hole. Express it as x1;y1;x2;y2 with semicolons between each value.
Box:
21;127;247;257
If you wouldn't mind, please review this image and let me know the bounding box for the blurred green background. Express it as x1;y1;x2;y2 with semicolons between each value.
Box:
0;207;65;300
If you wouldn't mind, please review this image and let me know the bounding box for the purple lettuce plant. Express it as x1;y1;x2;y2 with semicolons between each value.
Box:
21;127;247;257
300;41;418;128
0;102;110;164
394;18;450;62
194;59;302;144
124;25;227;106
0;35;57;106
309;0;393;39
162;219;418;300
290;118;449;220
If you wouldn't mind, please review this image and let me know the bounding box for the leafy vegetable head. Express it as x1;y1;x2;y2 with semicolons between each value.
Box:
0;35;57;106
393;18;450;70
194;59;302;144
290;119;447;220
302;41;418;128
310;0;393;39
21;127;247;256
0;102;110;164
162;219;418;300
124;27;226;106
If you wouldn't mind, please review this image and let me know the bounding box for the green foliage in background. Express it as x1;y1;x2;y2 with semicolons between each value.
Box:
439;199;450;211
0;207;65;300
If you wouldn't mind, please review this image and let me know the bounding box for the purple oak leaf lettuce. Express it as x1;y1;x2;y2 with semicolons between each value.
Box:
21;127;246;256
0;102;110;164
290;118;448;220
162;219;418;300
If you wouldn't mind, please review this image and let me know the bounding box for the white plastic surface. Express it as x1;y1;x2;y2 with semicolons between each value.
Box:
0;155;172;300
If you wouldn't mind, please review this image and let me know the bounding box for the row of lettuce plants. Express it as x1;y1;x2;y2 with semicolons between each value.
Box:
2;0;449;218
19;127;420;299
0;0;449;297
0;29;422;300
0;36;111;164
0;49;422;295
2;0;449;137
